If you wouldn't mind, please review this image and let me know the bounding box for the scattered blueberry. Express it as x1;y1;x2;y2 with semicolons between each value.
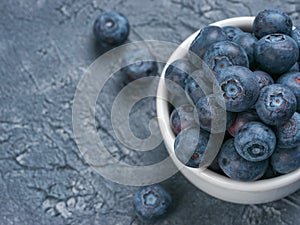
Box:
203;41;249;73
271;145;300;174
277;71;300;112
218;139;268;181
223;26;243;41
93;11;130;47
216;66;260;112
234;122;276;162
121;49;158;82
253;70;274;90
170;104;195;135
253;9;293;39
256;84;297;125
254;33;299;76
133;185;172;223
276;112;300;148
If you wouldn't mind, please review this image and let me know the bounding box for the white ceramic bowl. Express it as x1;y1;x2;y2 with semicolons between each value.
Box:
157;17;300;204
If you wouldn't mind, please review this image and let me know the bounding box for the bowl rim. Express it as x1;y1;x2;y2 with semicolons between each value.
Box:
156;16;300;192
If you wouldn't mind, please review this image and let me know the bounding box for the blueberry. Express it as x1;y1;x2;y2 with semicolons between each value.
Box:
271;145;300;174
194;94;236;133
218;139;268;181
277;71;300;112
93;11;130;47
233;33;257;67
170;104;195;135
253;9;293;39
133;185;172;223
165;59;193;96
184;76;205;105
189;26;228;66
228;110;259;137
121;49;158;82
254;34;299;76
203;41;249;73
292;26;300;60
234;122;276;162
289;62;299;72
256;84;297;125
216;66;260;112
223;26;243;41
174;127;209;168
276;112;300;148
253;70;274;90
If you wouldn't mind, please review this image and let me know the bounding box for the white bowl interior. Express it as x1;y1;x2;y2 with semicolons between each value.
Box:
157;16;300;204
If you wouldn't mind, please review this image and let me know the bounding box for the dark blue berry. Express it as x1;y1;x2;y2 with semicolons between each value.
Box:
256;84;297;125
165;59;193;96
189;26;228;66
254;34;299;76
253;9;293;39
184;76;205;105
277;71;300;112
170;104;195;135
233;33;257;66
133;185;172;223
121;49;158;82
253;70;274;90
218;139;268;181
174;127;209;168
203;41;249;73
93;11;130;47
194;94;236;133
223;26;243;41
271;145;300;174
228;110;259;137
216;66;260;112
276;112;300;148
234;122;276;162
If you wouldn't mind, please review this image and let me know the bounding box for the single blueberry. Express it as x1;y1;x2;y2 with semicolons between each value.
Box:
170;104;195;135
254;34;299;76
223;26;243;41
277;71;300;112
121;49;158;82
253;9;293;39
271;145;300;174
194;94;236;133
276;112;300;148
253;70;274;90
133;185;172;223
93;11;130;47
233;33;257;67
228;110;259;137
256;84;297;125
218;139;268;181
165;59;193;96
216;66;260;112
203;41;249;73
189;26;228;66
234;122;276;162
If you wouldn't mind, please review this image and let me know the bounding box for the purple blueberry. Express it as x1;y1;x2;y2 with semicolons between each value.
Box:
194;94;236;133
133;185;172;223
256;84;297;125
218;139;268;181
216;66;260;112
170;104;195;135
276;112;300;148
165;59;193;96
253;9;293;39
233;33;257;67
234;122;276;162
223;26;243;41
253;70;274;90
254;34;299;76
277;71;300;112
228;110;259;137
271;145;300;174
93;11;130;47
203;41;249;73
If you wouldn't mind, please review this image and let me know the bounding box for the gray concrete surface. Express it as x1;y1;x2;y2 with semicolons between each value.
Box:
0;0;300;224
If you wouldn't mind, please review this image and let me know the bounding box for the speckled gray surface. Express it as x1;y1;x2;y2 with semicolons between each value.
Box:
1;0;300;224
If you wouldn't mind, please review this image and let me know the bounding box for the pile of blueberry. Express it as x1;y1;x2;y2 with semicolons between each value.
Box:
166;9;300;181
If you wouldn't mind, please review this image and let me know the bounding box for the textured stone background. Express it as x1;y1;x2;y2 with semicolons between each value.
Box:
1;0;300;224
